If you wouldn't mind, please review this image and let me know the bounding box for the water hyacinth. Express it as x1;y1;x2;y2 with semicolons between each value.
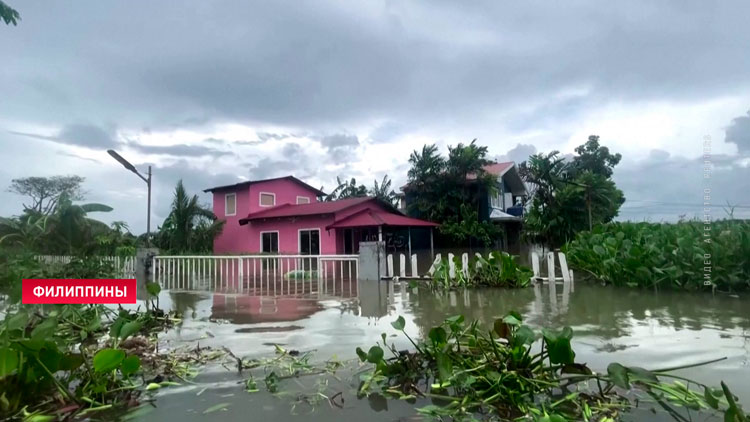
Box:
563;220;750;292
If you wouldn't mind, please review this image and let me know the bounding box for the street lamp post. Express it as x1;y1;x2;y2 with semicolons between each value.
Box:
107;150;152;246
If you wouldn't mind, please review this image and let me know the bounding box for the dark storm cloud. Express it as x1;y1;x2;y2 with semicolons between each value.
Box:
127;143;231;158
614;151;750;221
247;143;317;181
725;111;750;154
9;123;117;149
3;1;749;132
56;151;100;163
317;134;360;164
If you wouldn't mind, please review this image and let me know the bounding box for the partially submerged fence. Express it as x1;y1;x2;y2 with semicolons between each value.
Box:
152;254;358;294
36;255;136;277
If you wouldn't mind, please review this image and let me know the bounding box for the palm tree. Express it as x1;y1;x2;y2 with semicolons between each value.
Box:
0;213;49;250
325;176;368;201
407;144;444;186
48;194;113;254
157;180;223;252
0;1;20;26
369;175;398;206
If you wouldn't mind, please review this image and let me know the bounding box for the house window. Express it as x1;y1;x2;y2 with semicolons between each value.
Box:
296;196;310;204
259;192;275;207
299;229;320;270
261;231;279;253
225;193;236;216
299;229;320;255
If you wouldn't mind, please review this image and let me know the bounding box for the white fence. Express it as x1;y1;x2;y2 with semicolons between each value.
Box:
36;255;136;277
153;254;358;294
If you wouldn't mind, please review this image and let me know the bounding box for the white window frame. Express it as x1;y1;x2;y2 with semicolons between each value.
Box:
259;230;280;253
296;196;310;204
224;193;237;216
259;191;276;207
298;228;321;254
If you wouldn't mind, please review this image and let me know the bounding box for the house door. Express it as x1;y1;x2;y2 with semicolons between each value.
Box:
299;229;320;270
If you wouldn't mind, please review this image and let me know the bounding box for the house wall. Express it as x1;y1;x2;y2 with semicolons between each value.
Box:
248;179;319;214
212;198;392;255
246;215;338;254
213;186;253;253
211;179;321;254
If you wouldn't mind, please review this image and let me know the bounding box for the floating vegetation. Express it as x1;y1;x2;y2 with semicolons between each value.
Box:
431;251;533;289
564;220;750;292
236;345;347;415
355;313;747;421
284;270;319;280
0;302;223;421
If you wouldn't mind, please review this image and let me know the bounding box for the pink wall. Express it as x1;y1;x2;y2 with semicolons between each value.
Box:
212;179;394;255
246;215;337;254
248;179;318;214
212;179;322;254
212;185;252;253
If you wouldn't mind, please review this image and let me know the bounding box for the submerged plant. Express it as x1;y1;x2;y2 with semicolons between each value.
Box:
432;251;533;289
355;313;747;421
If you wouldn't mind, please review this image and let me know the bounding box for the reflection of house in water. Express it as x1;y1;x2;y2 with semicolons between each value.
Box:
211;295;324;324
209;278;360;324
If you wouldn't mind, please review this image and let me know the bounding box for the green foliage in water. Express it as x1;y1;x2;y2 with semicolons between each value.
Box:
284;270;319;280
564;220;750;292
356;313;747;421
432;251;533;288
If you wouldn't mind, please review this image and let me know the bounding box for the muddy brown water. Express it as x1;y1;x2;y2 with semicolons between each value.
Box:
114;280;748;421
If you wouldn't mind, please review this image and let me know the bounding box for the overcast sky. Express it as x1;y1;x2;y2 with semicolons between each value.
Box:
1;0;749;232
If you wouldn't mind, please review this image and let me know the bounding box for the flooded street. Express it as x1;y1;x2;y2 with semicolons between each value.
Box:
126;280;749;421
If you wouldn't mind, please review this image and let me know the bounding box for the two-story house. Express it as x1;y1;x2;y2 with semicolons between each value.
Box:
204;175;437;255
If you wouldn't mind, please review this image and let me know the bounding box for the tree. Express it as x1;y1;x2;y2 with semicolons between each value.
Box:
8;176;85;216
369;175;398;206
156;180;223;252
44;194;113;254
521;136;625;247
572;135;622;177
0;1;20;25
405;140;500;246
325;176;368;201
1;194;113;254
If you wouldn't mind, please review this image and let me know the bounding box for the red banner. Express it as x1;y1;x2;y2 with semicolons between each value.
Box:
22;279;137;304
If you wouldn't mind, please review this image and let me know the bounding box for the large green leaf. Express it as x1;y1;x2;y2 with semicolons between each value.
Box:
366;346;384;364
0;348;19;377
93;348;125;373
543;328;575;365
121;355;141;377
607;363;630;389
118;321;143;341
391;316;405;331
31;318;58;340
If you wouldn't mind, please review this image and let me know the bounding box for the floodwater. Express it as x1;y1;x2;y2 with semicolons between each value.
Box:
122;280;749;422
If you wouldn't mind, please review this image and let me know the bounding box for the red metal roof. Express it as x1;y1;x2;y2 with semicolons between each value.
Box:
239;197;374;224
466;162;514;180
326;208;438;229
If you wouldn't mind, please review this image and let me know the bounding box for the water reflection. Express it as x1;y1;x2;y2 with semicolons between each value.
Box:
149;277;749;422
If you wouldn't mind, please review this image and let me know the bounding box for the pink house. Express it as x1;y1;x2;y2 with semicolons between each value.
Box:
204;176;437;255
